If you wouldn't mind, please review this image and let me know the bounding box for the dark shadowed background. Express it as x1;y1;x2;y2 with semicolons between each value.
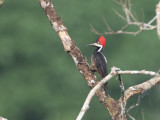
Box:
0;0;160;120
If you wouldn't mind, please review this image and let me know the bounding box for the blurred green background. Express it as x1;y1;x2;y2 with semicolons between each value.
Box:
0;0;160;120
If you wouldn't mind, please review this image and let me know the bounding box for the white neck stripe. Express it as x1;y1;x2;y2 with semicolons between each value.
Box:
97;44;103;52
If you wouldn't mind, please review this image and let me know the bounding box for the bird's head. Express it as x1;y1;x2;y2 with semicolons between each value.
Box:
88;36;106;52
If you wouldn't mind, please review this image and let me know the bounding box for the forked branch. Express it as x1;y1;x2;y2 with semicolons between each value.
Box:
76;67;159;120
91;0;159;36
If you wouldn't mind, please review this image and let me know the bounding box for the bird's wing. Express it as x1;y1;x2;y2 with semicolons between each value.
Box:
93;52;108;79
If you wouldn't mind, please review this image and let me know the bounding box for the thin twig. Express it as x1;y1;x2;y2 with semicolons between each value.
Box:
113;0;121;5
89;24;102;35
102;16;114;32
91;0;158;36
114;9;127;22
147;16;157;26
127;95;141;120
156;1;160;39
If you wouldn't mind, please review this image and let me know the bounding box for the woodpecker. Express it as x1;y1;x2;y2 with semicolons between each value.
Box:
88;36;108;95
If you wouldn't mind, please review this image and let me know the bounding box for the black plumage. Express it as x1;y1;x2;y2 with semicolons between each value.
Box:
91;50;108;95
92;51;108;78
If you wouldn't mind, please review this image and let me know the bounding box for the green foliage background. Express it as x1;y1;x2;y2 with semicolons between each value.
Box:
0;0;160;120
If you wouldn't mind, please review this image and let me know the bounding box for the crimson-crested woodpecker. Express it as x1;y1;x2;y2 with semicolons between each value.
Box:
88;36;108;95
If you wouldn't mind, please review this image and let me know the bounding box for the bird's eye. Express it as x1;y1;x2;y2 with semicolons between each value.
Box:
97;41;100;44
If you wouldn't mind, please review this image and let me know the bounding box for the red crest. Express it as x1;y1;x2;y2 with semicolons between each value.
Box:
97;36;106;48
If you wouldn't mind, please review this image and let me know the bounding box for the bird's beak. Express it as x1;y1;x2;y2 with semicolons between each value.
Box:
87;43;100;47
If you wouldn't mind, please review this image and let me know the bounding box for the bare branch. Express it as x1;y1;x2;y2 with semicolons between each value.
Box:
0;116;7;120
118;70;159;76
114;9;127;22
92;0;158;36
0;0;4;7
147;16;157;26
124;75;160;102
156;1;160;39
102;16;114;32
76;67;159;120
126;95;141;120
113;0;121;5
89;24;102;35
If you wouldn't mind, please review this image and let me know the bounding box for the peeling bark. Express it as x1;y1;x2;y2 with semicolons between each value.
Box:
124;75;160;102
